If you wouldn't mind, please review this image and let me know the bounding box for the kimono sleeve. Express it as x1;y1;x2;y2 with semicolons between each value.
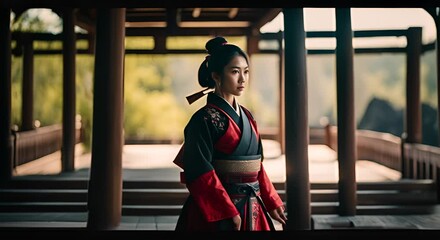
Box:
256;137;284;211
182;113;239;222
258;163;284;212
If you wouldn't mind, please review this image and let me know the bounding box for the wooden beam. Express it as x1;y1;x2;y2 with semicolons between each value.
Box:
126;27;250;36
166;8;180;33
75;9;96;34
228;8;238;19
192;8;201;18
250;8;282;31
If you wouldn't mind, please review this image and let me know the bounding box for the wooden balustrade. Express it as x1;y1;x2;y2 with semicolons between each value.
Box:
356;129;402;171
324;124;440;189
12;121;83;166
403;143;440;181
11;123;440;187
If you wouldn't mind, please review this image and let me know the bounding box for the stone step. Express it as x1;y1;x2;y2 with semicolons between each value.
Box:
5;178;436;191
0;202;436;216
1;188;436;205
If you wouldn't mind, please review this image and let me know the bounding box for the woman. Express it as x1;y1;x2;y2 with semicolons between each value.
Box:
173;36;287;231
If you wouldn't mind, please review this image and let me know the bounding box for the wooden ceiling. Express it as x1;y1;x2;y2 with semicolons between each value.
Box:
6;7;283;55
75;8;282;37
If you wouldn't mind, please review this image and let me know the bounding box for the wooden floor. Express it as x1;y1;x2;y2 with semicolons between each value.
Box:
2;140;440;235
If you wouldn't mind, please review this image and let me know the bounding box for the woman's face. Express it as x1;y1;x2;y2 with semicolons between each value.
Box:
215;55;249;97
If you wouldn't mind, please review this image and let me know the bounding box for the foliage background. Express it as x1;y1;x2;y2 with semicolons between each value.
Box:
9;9;439;151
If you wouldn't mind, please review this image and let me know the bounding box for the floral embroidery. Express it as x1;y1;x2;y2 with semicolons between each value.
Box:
204;107;225;131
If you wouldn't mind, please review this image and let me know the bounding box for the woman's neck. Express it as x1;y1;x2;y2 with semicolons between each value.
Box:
214;91;238;111
214;90;234;107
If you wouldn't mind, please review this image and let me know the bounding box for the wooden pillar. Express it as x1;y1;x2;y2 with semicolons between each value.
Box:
87;8;126;230
335;8;357;216
425;9;440;147
246;35;257;92
437;166;440;201
61;8;77;172
278;31;285;154
405;27;422;145
246;34;259;56
401;133;410;178
21;37;34;131
425;8;440;198
154;34;166;52
87;32;96;54
0;7;13;184
436;16;440;148
283;8;311;230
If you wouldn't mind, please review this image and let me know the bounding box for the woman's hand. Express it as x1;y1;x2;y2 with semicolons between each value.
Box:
231;214;242;231
269;206;287;225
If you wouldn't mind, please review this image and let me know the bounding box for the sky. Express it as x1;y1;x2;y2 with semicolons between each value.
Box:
261;8;437;49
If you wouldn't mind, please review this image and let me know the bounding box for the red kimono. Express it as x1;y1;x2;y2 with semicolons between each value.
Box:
174;93;284;231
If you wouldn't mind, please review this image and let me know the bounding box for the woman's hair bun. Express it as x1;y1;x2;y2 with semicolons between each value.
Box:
205;36;227;54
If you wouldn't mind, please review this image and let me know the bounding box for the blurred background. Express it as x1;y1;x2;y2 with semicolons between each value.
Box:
9;8;438;152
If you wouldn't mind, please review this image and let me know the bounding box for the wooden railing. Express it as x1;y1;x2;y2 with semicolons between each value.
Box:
324;125;440;186
12;120;84;167
402;143;440;181
11;123;440;186
325;125;402;171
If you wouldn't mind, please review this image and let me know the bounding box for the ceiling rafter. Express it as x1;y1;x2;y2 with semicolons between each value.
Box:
192;8;201;18
228;8;239;19
71;8;282;38
249;8;282;32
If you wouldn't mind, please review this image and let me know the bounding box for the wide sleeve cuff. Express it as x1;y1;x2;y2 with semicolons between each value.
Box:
258;163;284;211
186;170;239;222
